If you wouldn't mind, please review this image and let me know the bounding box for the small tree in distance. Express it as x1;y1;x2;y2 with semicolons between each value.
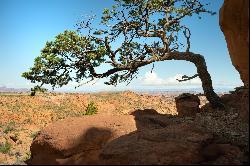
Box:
22;0;224;108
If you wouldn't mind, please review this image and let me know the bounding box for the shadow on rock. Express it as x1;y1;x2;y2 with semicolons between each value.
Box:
28;107;247;165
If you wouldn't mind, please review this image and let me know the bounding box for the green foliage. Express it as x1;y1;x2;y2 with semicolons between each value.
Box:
3;126;14;134
30;85;47;96
3;121;15;134
22;30;107;89
84;101;98;115
0;141;11;154
30;131;39;139
22;0;216;90
22;151;31;162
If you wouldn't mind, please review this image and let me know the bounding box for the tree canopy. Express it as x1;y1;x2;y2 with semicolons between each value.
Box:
22;0;223;108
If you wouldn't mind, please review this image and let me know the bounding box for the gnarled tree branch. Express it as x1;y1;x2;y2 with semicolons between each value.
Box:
176;74;199;82
23;0;222;108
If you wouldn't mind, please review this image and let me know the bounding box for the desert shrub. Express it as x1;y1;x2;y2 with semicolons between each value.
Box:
84;101;98;115
3;121;15;134
30;85;47;96
22;151;31;162
30;131;39;139
0;141;11;154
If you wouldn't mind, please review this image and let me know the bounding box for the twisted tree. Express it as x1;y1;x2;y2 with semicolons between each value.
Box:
22;0;223;108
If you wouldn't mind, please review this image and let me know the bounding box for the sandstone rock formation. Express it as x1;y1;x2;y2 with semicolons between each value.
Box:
30;115;137;165
219;0;249;87
175;93;200;117
29;110;246;165
221;90;249;123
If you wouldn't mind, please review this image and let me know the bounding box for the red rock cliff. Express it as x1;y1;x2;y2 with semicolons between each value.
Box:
219;0;249;87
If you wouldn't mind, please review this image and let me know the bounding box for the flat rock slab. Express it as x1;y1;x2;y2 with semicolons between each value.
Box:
30;114;244;165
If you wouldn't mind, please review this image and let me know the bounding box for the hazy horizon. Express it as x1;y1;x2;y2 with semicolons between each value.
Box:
0;85;237;94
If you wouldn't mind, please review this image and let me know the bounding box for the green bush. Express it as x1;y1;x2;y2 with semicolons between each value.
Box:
3;121;15;134
0;141;11;154
30;85;47;96
22;151;31;162
84;101;98;115
30;131;39;139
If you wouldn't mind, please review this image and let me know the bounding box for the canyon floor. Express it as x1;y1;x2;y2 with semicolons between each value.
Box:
0;91;248;165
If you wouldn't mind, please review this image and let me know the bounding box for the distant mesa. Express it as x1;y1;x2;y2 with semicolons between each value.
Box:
0;86;29;93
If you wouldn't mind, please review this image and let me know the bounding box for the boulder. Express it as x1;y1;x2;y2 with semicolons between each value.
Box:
201;144;243;165
29;112;245;165
175;93;200;117
221;90;249;123
30;115;137;165
100;123;214;165
219;0;249;87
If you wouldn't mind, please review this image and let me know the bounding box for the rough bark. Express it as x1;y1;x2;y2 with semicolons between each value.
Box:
165;52;223;108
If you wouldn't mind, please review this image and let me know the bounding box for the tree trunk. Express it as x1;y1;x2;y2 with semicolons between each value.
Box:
163;52;224;108
191;54;224;108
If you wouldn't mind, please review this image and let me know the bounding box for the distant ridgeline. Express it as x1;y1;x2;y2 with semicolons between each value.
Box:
0;86;29;93
54;87;235;95
133;87;235;95
0;86;234;94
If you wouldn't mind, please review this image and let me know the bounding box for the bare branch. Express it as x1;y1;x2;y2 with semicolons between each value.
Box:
183;26;191;52
176;74;199;82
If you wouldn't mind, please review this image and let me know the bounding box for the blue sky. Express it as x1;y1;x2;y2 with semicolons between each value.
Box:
0;0;243;92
